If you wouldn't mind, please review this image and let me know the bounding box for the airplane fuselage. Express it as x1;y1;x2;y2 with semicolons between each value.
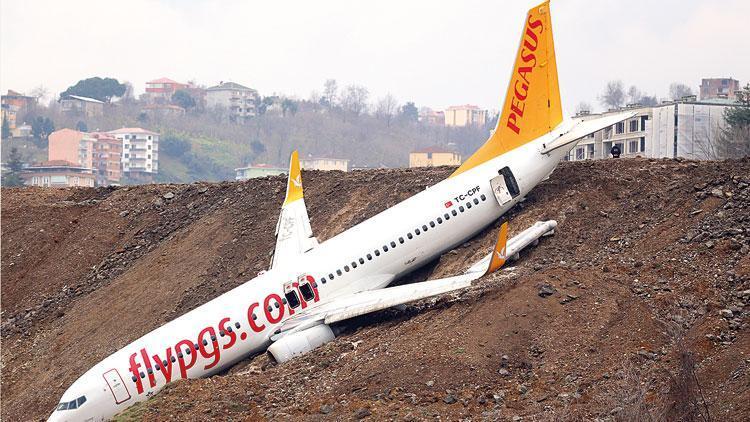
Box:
48;122;576;422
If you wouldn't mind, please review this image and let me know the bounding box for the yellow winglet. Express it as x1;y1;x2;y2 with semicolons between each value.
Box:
486;222;509;274
283;150;304;206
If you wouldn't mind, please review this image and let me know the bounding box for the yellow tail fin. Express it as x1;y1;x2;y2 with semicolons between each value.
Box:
487;222;509;274
283;150;304;205
452;0;562;177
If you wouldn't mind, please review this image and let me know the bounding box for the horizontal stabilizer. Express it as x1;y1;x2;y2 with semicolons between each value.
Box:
540;111;636;154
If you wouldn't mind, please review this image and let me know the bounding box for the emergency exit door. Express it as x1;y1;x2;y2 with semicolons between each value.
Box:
103;369;131;404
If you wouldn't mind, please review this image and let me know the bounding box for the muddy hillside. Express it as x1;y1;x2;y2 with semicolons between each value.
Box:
2;158;749;421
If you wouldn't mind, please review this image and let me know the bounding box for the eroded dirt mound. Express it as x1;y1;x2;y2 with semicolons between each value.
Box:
1;158;749;421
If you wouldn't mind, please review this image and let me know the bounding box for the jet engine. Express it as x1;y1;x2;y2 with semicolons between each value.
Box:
266;324;335;364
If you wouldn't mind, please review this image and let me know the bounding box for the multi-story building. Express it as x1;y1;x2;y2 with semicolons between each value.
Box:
1;89;37;131
21;160;95;187
60;95;105;117
91;132;123;186
418;108;445;125
700;78;741;101
48;128;95;170
145;77;188;104
567;99;742;162
300;157;349;172
444;105;487;127
409;146;462;168
108;128;159;182
235;164;286;180
206;82;259;123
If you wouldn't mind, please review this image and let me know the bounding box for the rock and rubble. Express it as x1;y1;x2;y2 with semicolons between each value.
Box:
1;158;749;421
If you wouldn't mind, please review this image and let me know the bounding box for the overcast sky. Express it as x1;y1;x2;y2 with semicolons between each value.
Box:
1;0;748;114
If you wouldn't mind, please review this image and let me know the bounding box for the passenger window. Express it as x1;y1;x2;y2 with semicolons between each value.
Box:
390;241;396;247
415;228;421;235
344;265;350;272
459;206;465;212
367;254;372;260
437;217;443;224
422;225;428;231
480;194;487;201
444;213;450;219
399;237;404;244
299;282;315;301
473;198;479;205
320;277;326;284
329;273;334;279
407;233;413;240
383;245;388;252
359;258;364;264
429;221;435;228
375;250;381;256
336;269;342;276
352;261;357;268
466;202;472;209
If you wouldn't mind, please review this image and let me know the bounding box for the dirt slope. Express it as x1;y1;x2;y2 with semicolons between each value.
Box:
1;158;749;421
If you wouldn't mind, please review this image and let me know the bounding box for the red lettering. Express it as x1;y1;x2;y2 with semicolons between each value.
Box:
152;348;174;383
513;81;529;102
264;294;285;324
198;326;221;370
175;339;197;379
511;96;525;118
517;66;533;85
523;28;539;52
527;15;543;32
140;348;156;388
305;275;321;302
247;302;266;333
218;317;237;350
292;281;308;309
521;49;536;66
128;353;144;394
507;114;521;135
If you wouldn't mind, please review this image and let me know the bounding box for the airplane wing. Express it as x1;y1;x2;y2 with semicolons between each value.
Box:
540;111;637;154
270;151;318;269
271;221;556;340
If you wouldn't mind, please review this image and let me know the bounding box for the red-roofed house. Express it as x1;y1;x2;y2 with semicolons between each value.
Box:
145;77;188;104
409;146;461;168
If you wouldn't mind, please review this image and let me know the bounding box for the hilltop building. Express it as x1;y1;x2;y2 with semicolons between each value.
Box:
409;146;461;168
235;164;286;181
21;160;95;188
48;129;95;170
700;78;741;101
108;128;159;182
2;90;37;131
418;108;445;125
60;95;104;117
567;99;744;162
300;157;349;172
444;105;487;127
205;82;259;123
145;78;188;104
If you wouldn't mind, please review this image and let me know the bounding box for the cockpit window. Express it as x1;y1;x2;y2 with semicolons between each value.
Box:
57;396;86;411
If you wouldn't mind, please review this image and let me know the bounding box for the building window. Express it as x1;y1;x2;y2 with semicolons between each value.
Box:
640;115;648;131
628;140;639;153
639;137;646;152
576;147;585;160
587;144;595;158
615;122;625;134
629;119;638;132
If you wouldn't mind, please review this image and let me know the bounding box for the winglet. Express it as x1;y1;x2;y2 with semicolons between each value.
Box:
486;222;509;274
283;150;304;206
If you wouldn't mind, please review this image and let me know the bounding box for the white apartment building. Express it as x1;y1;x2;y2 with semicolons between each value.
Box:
568;99;742;162
108;128;159;181
206;82;259;123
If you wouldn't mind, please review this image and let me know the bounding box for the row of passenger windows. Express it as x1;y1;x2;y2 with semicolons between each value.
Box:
318;193;488;285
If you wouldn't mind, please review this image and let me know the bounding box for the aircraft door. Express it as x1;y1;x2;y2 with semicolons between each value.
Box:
103;369;131;404
490;166;520;206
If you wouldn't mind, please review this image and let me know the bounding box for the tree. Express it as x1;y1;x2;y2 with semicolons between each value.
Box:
59;77;127;102
640;95;658;106
627;86;642;105
669;83;694;101
2;147;25;187
401;102;418;122
2;115;10;139
340;84;369;116
322;79;338;108
30;85;49;103
281;98;299;116
575;101;592;115
720;83;750;158
172;90;196;110
31;116;54;142
75;121;88;132
375;94;399;127
161;135;192;157
600;80;625;109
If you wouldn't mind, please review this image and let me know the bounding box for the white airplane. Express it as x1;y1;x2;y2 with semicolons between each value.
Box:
48;1;634;420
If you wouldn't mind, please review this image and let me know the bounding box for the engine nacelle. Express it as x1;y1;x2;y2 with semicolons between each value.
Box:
266;324;335;364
